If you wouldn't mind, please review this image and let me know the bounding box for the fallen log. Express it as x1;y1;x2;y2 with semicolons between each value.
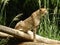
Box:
28;31;60;44
17;42;60;45
0;32;13;38
0;25;32;41
0;25;60;44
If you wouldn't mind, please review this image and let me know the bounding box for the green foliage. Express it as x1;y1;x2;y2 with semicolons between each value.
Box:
0;0;9;25
0;38;9;45
38;13;60;40
37;0;60;40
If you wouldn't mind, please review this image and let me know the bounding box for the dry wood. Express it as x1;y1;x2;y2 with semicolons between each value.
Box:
0;25;32;41
17;42;60;45
0;32;13;38
0;25;60;44
28;31;60;44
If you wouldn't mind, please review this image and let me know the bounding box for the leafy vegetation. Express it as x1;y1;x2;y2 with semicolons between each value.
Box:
0;0;9;25
37;0;60;40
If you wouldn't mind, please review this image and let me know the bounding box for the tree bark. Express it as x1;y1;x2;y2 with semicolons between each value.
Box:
28;31;60;44
0;25;60;44
17;42;60;45
0;32;13;38
0;25;32;41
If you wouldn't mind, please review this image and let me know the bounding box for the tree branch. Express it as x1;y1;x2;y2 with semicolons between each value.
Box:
17;42;60;45
0;25;60;44
0;25;32;41
0;32;13;38
28;31;60;44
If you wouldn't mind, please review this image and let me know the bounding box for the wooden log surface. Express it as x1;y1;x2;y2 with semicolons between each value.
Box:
0;32;13;38
0;25;60;44
18;42;60;45
0;25;32;41
28;31;60;44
